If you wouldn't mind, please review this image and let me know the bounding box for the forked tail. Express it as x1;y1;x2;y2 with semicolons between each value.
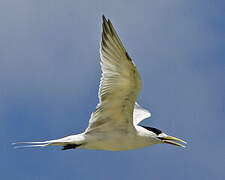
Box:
12;134;84;150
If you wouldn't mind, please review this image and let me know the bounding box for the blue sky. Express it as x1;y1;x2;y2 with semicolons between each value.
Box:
1;0;225;179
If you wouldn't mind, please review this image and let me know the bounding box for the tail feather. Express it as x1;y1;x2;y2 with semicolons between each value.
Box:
14;144;49;149
12;141;52;149
12;134;84;149
12;141;50;145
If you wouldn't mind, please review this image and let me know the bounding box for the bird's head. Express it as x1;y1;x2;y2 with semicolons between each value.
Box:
141;126;187;148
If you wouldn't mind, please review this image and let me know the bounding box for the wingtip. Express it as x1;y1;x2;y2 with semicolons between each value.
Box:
102;15;106;21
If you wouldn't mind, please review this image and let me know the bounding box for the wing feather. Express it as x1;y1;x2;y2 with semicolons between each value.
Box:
133;102;151;125
86;16;142;132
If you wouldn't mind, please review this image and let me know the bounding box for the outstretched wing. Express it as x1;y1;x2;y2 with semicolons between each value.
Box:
133;102;151;125
86;16;141;132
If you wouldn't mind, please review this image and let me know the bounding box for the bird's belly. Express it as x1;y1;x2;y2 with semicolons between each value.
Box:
82;133;151;151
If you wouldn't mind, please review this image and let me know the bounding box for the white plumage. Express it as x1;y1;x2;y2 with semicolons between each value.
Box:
13;16;186;151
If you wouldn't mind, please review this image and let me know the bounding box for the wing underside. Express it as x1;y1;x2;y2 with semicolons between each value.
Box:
86;16;142;132
133;102;151;125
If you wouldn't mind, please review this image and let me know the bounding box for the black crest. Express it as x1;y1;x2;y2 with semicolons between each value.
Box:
141;126;162;135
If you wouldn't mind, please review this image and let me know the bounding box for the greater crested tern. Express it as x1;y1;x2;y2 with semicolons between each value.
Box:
13;15;186;151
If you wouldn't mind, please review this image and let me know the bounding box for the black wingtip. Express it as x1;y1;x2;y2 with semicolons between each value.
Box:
102;15;106;21
62;144;81;151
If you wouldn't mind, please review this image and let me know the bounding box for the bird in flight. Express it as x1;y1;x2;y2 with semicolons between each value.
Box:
13;15;186;151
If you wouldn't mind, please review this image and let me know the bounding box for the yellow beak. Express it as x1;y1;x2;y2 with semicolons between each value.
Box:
160;136;187;148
